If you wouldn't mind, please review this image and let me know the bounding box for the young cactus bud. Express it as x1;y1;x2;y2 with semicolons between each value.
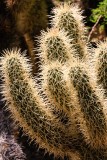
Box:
51;2;88;59
69;64;107;149
0;49;81;159
38;28;75;64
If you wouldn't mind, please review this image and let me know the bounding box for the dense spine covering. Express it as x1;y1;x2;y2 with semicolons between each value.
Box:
41;63;80;137
38;28;75;64
0;49;81;159
38;27;79;138
0;2;107;160
51;2;88;59
39;28;75;113
92;40;107;96
69;65;107;149
43;64;72;112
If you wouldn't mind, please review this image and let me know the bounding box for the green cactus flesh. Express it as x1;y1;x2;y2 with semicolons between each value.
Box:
45;36;69;63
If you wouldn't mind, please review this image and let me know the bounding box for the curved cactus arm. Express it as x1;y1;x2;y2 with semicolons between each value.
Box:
92;40;107;96
51;2;88;59
41;62;77;117
0;49;81;159
38;26;75;117
40;62;79;136
68;64;107;149
38;27;79;134
41;63;73;112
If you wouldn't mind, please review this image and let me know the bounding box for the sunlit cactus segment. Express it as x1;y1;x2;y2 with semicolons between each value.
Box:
41;63;72;112
51;2;88;59
0;49;81;158
38;28;75;64
69;66;107;149
93;41;107;96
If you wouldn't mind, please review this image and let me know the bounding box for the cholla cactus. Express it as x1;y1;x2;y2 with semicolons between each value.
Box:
91;40;107;96
0;48;81;159
51;2;88;59
0;2;107;160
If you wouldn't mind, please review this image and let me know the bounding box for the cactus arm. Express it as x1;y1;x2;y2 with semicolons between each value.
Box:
0;49;81;159
43;64;72;112
40;62;80;137
38;28;80;136
38;28;76;113
69;64;107;149
51;3;88;59
41;62;77;116
92;40;107;96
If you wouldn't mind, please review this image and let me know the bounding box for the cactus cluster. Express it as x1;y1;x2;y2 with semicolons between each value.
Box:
0;2;107;160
